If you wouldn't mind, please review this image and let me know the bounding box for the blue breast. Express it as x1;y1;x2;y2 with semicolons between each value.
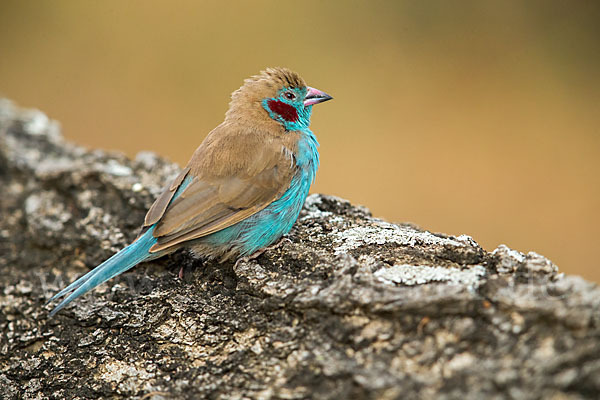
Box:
204;129;320;257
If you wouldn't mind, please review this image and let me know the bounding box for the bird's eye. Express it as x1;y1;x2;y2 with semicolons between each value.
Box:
284;91;296;100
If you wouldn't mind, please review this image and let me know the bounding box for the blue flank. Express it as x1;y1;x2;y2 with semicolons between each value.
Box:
204;127;319;256
48;177;194;316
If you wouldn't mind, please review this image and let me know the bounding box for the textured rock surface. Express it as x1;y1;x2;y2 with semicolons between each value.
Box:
1;99;599;399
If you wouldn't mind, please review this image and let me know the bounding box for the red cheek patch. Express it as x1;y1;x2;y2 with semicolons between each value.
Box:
267;100;299;122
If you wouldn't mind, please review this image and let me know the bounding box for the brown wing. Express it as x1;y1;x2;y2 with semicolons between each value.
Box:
144;167;191;227
142;123;296;253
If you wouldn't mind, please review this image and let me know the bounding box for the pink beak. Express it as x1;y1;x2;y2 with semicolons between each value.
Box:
304;86;333;107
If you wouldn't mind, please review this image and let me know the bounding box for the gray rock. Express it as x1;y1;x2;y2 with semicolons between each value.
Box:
0;99;598;399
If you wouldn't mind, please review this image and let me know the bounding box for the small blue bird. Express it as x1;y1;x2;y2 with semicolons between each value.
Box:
48;67;332;316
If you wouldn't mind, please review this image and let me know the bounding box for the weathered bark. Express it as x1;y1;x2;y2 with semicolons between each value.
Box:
1;99;598;399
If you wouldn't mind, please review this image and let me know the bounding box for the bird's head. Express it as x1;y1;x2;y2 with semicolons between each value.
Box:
226;67;332;131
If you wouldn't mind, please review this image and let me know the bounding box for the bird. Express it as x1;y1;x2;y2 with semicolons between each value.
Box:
48;67;332;316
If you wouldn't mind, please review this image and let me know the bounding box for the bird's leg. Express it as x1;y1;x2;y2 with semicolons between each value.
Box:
178;257;202;281
233;250;265;270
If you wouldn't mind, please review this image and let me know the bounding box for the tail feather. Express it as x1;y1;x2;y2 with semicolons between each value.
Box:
49;228;159;316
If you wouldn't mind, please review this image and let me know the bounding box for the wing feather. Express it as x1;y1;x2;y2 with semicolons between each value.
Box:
144;167;191;226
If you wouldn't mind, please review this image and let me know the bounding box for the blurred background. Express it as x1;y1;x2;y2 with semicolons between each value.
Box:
0;1;598;281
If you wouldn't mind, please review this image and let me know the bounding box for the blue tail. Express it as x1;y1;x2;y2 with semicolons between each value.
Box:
48;227;160;316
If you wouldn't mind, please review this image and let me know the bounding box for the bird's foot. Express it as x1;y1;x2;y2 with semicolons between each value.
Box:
266;236;293;252
177;258;202;282
233;257;248;270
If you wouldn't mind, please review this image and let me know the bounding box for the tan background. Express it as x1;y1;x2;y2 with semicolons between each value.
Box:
1;1;598;282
